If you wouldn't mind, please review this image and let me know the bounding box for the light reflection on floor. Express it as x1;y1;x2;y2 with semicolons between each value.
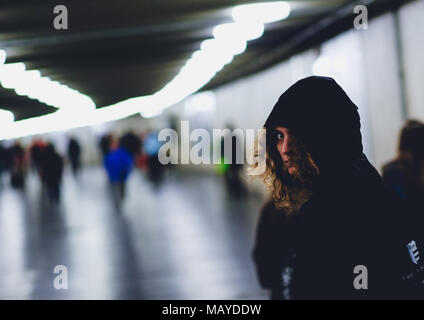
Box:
0;167;268;299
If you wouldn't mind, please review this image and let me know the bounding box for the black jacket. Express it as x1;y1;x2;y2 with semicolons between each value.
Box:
253;76;423;299
383;159;424;218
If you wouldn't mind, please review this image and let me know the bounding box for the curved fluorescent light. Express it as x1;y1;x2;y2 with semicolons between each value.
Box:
0;2;292;140
0;63;26;89
0;50;6;65
14;70;42;96
0;109;14;128
232;1;291;24
0;62;95;110
213;22;264;42
199;41;234;65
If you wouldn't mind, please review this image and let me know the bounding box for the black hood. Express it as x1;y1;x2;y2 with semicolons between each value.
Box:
264;76;364;167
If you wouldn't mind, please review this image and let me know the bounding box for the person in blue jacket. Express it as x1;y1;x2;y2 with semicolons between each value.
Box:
104;133;139;208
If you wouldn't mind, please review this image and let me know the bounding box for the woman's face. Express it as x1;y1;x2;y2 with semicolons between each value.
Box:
275;127;296;175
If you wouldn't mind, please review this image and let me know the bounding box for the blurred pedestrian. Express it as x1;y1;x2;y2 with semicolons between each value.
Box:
104;134;135;208
120;131;141;156
0;143;7;186
383;120;424;219
67;137;82;176
8;142;27;188
221;124;245;197
40;144;64;204
99;133;113;158
30;139;47;175
143;131;163;183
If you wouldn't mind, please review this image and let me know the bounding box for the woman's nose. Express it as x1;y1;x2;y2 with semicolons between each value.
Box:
281;138;289;155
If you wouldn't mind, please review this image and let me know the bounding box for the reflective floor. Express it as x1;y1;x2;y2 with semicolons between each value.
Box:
0;167;268;299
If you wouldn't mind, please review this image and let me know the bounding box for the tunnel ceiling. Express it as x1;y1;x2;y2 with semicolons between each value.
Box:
0;0;408;121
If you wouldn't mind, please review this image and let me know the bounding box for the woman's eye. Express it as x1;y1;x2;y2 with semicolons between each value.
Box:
276;133;284;140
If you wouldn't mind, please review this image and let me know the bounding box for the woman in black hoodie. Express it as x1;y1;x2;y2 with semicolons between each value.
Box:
252;76;423;299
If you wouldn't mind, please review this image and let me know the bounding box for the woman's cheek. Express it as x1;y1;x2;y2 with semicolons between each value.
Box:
277;142;284;158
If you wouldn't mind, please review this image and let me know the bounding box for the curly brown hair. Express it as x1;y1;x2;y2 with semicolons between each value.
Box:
250;128;319;215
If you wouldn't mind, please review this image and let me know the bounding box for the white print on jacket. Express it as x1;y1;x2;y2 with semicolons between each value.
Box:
407;240;420;265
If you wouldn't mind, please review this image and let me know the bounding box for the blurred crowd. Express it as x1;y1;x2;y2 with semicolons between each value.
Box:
0;130;168;209
0;120;422;215
0;139;65;205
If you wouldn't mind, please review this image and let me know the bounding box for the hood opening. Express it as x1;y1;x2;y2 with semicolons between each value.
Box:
264;76;364;168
